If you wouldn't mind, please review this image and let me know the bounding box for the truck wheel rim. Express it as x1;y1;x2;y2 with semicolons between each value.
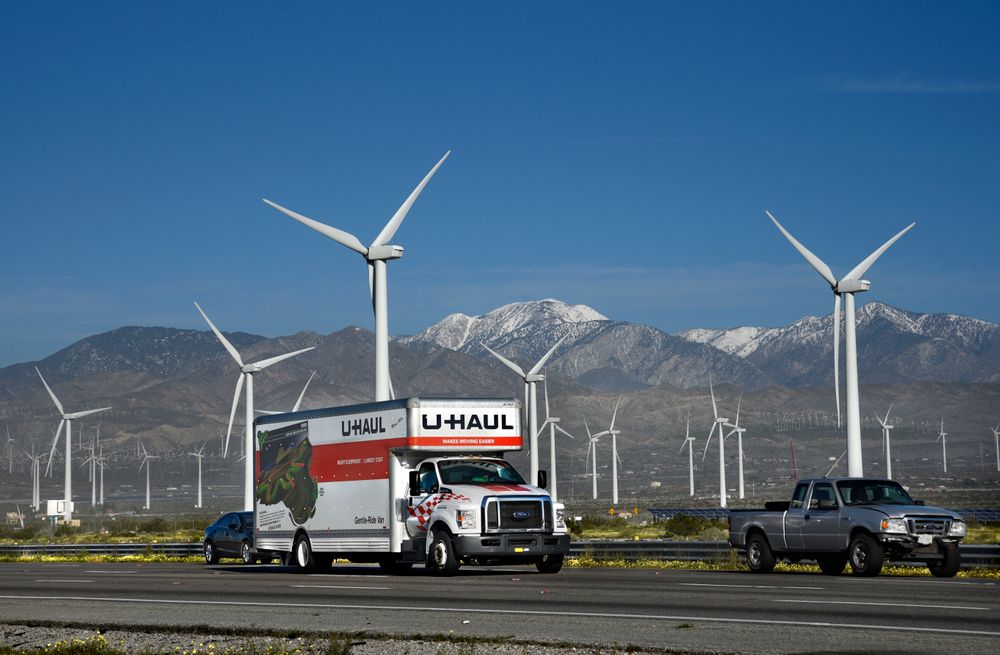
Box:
748;542;761;566
433;541;447;566
242;543;250;562
205;543;212;562
853;544;868;568
297;542;308;567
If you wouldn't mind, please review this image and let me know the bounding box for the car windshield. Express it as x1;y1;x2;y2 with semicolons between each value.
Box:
438;459;526;485
837;480;914;506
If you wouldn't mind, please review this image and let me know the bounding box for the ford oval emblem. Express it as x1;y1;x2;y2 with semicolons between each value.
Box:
513;511;530;521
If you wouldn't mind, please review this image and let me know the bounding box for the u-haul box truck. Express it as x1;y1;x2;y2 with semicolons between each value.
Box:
253;397;570;575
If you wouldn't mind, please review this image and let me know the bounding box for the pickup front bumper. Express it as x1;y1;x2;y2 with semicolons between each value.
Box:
452;533;571;558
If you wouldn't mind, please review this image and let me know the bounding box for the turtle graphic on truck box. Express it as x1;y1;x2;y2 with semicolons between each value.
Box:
252;397;570;575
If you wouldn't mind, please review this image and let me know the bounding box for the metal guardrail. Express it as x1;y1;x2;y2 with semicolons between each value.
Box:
2;541;997;568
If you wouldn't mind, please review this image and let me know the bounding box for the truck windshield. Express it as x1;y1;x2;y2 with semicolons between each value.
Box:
836;480;914;506
438;460;526;485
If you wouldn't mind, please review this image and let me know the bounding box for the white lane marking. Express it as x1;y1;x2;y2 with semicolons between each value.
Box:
84;571;138;575
0;595;997;638
775;599;990;611
307;574;388;579
680;583;823;590
292;585;390;591
33;580;93;584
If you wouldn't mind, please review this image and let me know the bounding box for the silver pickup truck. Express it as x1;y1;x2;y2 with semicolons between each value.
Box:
728;478;966;577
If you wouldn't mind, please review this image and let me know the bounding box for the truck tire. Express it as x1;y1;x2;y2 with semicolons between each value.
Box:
428;530;461;576
240;540;254;565
816;555;846;575
848;533;884;577
746;533;776;574
535;554;564;574
203;540;219;565
928;542;961;578
292;534;316;573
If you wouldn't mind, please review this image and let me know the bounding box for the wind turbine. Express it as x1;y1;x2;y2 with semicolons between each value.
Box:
482;335;568;486
263;151;450;402
591;395;624;505
25;448;42;511
256;371;317;415
81;440;97;506
4;426;13;474
877;404;894;479
138;441;158;511
937;419;948;474
194;302;314;511
36;367;111;522
728;394;748;500
583;418;600;500
96;444;106;506
679;411;695;497
536;377;575;503
701;378;733;508
190;442;207;509
992;423;1000;473
767;211;914;478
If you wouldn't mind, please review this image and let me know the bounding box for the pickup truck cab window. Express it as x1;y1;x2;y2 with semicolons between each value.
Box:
789;483;808;509
809;483;838;510
837;480;913;506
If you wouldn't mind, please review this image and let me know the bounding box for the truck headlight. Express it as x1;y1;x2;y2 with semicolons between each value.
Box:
555;508;566;530
948;521;966;536
880;518;908;534
456;509;477;530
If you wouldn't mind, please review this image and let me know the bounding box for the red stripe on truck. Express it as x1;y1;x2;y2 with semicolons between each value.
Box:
407;435;523;448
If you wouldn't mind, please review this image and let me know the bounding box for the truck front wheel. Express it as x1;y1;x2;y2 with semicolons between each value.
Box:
848;534;884;577
746;533;776;573
928;542;961;578
536;554;564;574
429;531;460;576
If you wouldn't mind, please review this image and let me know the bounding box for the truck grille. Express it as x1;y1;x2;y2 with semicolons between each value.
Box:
907;517;949;535
485;499;548;532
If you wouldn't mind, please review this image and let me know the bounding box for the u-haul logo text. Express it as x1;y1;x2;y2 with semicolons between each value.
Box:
421;414;515;431
341;417;386;437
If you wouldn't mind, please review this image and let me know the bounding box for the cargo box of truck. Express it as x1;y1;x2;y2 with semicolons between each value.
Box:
253;397;570;575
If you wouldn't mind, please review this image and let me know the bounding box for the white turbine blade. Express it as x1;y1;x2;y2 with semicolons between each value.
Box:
554;424;576;440
584;439;591;469
882;402;893;425
139;441;146;457
255;409;280;416
734;393;742;426
45;420;65;477
138;457;146;473
701;423;716;462
523;383;529;419
225;373;245;458
253;346;315;370
198;442;207;456
609;394;622;432
371;151;451;247
65;407;111;420
262;199;368;255
35;368;64;415
388;370;396;400
767;211;838;287
194;302;244;368
291;371;317;412
709;375;719;420
723;427;737;440
844;222;916;281
543;376;551;419
528;334;568;376
591;430;610;439
584;417;593;440
833;294;842;429
481;343;526;377
367;262;376;312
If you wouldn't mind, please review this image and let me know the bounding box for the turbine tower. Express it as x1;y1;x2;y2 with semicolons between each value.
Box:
190;442;207;509
591;396;623;505
936;419;948;474
195;302;314;511
81;440;97;507
138;441;158;511
727;394;747;500
992;423;1000;473
26;448;42;511
536;377;575;503
584;418;600;499
4;427;13;474
96;444;106;506
767;211;914;478
877;404;894;479
680;411;695;497
36;367;111;523
701;378;733;508
482;336;567;485
263;152;450;402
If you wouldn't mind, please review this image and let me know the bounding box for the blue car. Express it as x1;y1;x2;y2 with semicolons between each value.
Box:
203;511;269;564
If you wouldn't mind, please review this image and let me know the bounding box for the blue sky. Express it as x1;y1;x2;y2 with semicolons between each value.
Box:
2;1;998;367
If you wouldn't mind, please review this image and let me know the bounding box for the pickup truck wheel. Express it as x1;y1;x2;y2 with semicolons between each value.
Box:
203;540;219;565
429;531;460;576
848;534;884;577
240;540;254;565
746;533;776;573
536;554;564;574
816;555;846;575
292;535;316;573
928;542;961;578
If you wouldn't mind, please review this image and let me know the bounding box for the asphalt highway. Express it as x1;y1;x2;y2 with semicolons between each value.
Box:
0;562;997;654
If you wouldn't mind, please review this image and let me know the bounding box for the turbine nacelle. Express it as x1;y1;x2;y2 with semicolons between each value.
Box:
366;245;404;261
835;279;871;294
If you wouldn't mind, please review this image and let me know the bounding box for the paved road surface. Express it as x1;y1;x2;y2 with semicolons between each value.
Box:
0;562;997;653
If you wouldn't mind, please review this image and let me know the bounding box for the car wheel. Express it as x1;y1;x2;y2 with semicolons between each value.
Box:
203;540;219;565
746;533;776;574
535;554;564;574
240;540;253;565
428;530;460;576
928;542;961;578
817;555;847;575
292;534;316;573
848;533;884;577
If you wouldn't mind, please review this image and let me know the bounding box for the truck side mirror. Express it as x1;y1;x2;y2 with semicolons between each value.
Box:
537;470;548;489
408;470;420;496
